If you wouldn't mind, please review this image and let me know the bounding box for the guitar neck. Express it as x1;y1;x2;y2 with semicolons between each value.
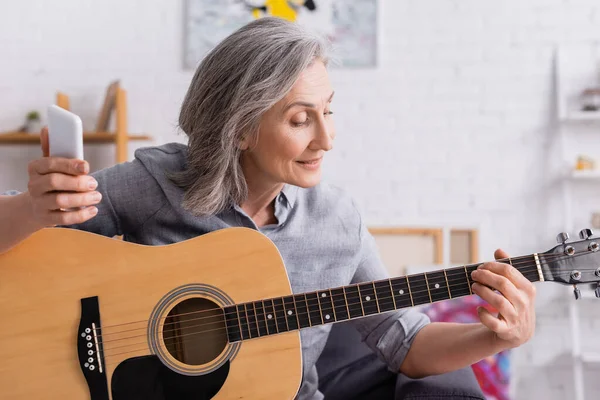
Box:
224;254;545;342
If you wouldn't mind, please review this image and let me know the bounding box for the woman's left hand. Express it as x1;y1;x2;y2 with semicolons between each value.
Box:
470;249;537;349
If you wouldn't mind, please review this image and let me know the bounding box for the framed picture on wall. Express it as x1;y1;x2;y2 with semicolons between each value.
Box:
183;0;378;69
369;227;480;277
368;227;444;277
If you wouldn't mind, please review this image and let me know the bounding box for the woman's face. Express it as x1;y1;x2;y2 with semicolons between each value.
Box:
241;60;335;190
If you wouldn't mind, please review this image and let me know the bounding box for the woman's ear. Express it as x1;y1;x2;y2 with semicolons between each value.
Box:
239;136;249;151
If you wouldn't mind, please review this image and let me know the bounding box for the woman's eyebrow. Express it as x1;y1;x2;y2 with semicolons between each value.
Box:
282;91;335;113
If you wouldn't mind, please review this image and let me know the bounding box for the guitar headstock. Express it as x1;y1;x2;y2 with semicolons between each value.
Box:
542;228;600;299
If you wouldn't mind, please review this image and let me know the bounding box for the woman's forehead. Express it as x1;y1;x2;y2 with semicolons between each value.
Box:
281;62;333;107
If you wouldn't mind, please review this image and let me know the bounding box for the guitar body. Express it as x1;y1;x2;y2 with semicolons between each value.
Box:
0;227;302;399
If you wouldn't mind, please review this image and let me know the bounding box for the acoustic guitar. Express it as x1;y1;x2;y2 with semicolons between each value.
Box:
1;227;599;399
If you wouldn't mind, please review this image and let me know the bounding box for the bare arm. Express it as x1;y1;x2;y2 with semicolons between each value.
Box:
0;193;43;254
400;249;537;378
400;322;504;378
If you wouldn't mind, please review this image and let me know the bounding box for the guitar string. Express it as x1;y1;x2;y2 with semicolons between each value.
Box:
96;252;596;357
93;249;594;339
95;253;557;341
101;266;596;361
95;252;598;353
101;258;598;365
99;267;597;355
97;262;594;350
94;250;580;334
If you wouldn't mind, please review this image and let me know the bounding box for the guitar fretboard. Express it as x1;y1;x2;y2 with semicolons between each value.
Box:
223;255;543;342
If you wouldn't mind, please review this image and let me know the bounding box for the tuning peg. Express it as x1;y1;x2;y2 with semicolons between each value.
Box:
574;285;582;300
595;283;600;299
579;228;594;240
556;232;570;244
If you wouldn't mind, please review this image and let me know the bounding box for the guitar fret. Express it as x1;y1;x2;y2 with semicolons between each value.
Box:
237;304;251;340
371;282;381;313
245;303;259;338
446;266;471;298
304;294;312;327
390;277;412;309
328;289;337;321
305;292;323;325
224;305;241;342
294;294;311;328
465;264;479;294
318;290;335;323
442;269;452;299
464;266;473;295
330;288;349;321
227;252;549;338
388;279;398;309
405;276;415;306
343;287;352;318
344;285;363;318
423;273;433;303
253;301;268;337
316;290;325;323
374;280;395;312
263;300;277;334
425;271;451;303
291;295;302;328
407;274;430;306
283;296;299;331
358;283;378;315
272;298;288;333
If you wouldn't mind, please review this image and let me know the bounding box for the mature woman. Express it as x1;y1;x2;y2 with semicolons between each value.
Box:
0;17;535;400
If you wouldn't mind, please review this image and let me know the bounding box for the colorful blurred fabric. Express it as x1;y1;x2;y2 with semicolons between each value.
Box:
423;296;511;400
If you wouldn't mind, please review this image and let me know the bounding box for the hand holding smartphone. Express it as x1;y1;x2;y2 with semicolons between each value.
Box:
23;108;100;228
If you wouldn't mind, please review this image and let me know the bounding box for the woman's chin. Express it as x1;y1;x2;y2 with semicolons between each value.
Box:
292;172;322;188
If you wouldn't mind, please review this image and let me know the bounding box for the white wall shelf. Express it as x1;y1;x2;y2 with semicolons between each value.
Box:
570;170;600;180
582;353;600;363
555;43;600;400
561;111;600;122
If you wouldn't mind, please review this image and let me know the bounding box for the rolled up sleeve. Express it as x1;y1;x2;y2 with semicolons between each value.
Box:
349;215;430;373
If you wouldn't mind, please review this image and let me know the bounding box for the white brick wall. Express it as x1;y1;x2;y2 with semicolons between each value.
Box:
2;1;600;398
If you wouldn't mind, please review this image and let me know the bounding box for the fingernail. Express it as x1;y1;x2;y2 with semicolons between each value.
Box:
89;206;98;215
472;283;479;292
91;192;102;201
88;179;98;190
78;163;87;173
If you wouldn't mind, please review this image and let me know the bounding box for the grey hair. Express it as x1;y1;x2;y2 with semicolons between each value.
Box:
170;17;331;216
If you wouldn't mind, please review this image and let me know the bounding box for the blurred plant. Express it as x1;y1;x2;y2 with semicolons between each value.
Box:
26;111;40;121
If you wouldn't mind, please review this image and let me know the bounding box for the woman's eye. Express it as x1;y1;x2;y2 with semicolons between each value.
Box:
324;110;334;116
292;119;308;127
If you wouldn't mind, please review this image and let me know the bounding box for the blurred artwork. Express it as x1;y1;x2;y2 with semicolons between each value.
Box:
184;0;378;68
423;296;511;400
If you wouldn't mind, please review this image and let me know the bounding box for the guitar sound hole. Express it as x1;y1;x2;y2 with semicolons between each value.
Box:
163;298;227;366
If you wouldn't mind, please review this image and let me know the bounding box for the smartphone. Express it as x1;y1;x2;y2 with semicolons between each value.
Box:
47;105;84;160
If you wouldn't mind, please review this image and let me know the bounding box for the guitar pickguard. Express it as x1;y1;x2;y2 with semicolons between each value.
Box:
111;355;229;400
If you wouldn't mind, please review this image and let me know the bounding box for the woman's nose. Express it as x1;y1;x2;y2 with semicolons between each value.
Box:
314;119;334;151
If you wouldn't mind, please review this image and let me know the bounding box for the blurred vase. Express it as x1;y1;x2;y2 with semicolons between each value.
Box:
25;119;42;134
591;212;600;230
581;87;600;111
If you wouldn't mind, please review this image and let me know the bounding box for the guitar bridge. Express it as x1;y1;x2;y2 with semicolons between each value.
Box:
77;296;109;399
